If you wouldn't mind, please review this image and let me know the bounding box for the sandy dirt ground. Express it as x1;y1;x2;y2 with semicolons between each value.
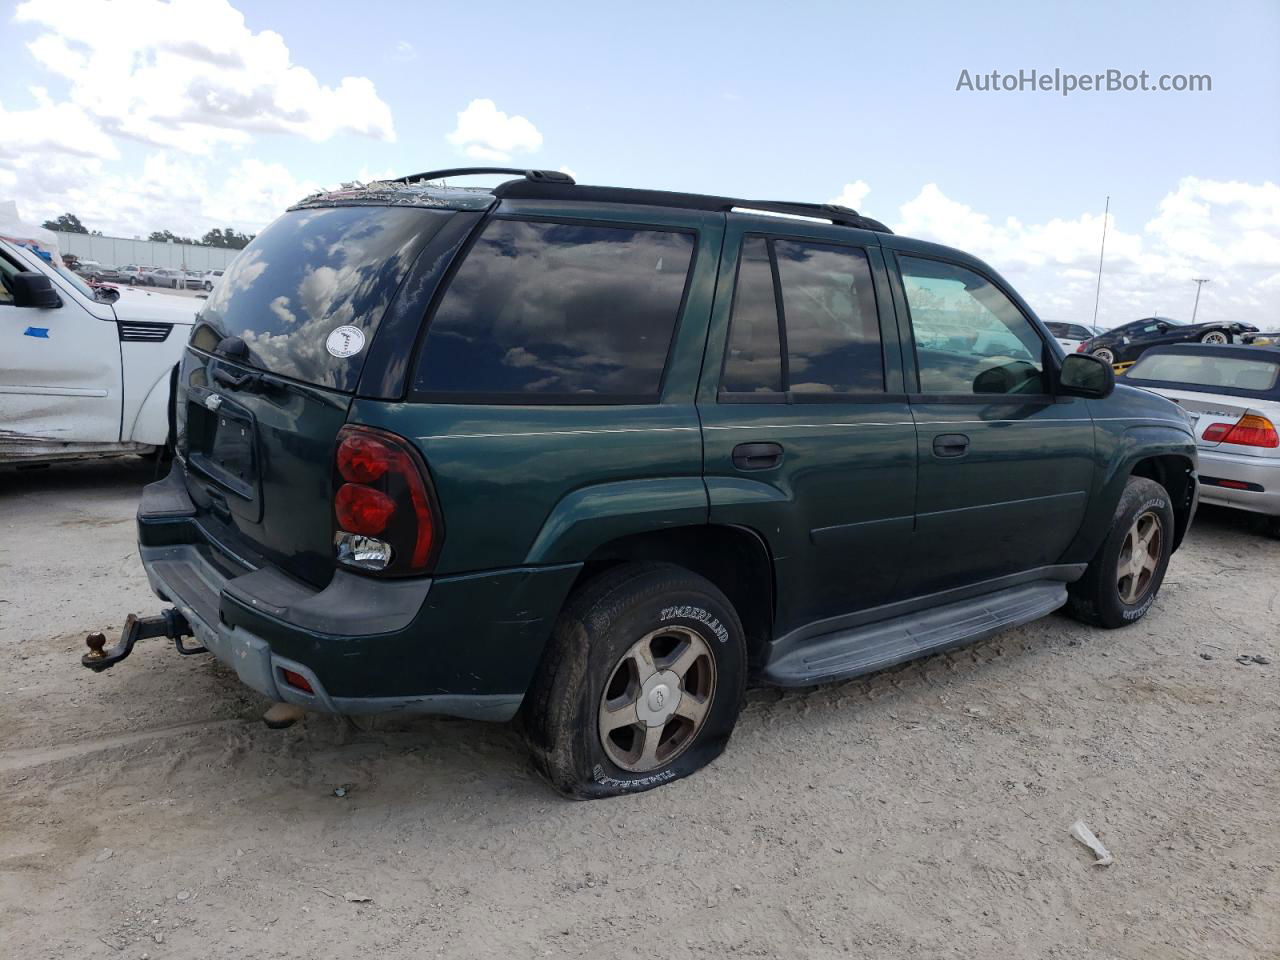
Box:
1;459;1276;959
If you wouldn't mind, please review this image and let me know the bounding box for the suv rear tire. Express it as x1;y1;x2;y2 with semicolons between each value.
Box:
520;562;747;799
1067;476;1175;628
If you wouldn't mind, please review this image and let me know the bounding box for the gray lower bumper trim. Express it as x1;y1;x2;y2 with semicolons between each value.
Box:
145;547;524;723
332;694;523;722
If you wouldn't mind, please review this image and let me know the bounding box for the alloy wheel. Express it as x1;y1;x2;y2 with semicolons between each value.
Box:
1093;347;1115;364
598;625;716;772
1201;331;1229;344
1117;510;1163;604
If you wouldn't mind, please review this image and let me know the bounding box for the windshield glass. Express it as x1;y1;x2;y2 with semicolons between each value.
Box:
1128;351;1279;393
52;262;98;299
192;206;452;390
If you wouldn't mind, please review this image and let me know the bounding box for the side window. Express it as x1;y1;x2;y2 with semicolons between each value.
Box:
415;219;694;400
775;240;884;394
722;237;782;393
721;236;885;397
899;256;1047;396
0;254;20;304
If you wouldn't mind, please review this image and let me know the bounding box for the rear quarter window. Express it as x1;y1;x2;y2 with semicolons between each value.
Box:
193;206;452;390
1128;352;1280;394
413;218;695;401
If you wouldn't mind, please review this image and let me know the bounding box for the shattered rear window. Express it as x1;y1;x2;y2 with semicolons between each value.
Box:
193;206;451;390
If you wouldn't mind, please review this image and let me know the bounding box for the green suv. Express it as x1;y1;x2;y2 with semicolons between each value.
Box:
90;168;1199;798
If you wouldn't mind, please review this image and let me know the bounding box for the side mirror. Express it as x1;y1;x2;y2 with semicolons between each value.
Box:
11;272;62;309
1059;353;1115;399
96;286;121;303
1155;321;1170;333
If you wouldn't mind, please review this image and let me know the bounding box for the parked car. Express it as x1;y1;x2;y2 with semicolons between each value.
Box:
118;264;151;285
181;270;205;290
144;267;185;289
1242;330;1280;346
196;269;223;291
1;237;197;465
1122;343;1279;535
1079;316;1259;365
85;168;1198;798
71;258;103;278
89;264;124;283
1044;321;1102;353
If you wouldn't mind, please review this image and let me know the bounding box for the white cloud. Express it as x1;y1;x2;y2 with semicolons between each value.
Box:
0;90;119;161
446;99;543;163
888;179;1280;326
3;150;321;239
14;0;395;153
1;1;377;239
831;181;870;211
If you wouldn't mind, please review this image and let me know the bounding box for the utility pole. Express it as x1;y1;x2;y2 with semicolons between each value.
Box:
1190;278;1211;323
1092;196;1109;326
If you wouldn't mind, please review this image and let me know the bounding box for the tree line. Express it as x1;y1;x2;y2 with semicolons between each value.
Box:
41;212;255;250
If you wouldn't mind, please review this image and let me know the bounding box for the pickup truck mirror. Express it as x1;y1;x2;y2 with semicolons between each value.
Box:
11;272;62;309
1058;352;1114;398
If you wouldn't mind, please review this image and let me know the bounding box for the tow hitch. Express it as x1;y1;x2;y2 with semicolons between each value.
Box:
82;609;205;672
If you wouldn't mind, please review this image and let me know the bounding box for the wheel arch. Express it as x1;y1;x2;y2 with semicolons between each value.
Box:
126;362;179;447
562;525;776;670
1128;452;1197;550
1064;420;1198;564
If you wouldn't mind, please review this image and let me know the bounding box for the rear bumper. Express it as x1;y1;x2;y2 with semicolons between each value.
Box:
137;467;581;720
1196;448;1280;517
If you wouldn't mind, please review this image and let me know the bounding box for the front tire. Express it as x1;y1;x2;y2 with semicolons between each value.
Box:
1068;477;1175;628
1092;346;1116;365
521;562;747;799
1200;330;1230;344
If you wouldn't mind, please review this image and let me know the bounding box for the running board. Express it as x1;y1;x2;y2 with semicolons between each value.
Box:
761;581;1068;687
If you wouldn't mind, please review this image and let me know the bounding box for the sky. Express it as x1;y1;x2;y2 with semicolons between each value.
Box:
1;0;1277;327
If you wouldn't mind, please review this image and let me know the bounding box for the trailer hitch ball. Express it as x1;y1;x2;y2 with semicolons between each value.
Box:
85;632;108;662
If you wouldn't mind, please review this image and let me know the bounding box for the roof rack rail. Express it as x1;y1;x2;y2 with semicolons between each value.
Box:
731;201;871;228
489;179;893;233
393;167;575;186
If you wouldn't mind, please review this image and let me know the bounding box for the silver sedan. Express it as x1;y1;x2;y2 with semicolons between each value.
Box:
1121;343;1280;535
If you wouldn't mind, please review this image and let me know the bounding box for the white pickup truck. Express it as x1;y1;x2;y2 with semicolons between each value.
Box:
1;235;199;465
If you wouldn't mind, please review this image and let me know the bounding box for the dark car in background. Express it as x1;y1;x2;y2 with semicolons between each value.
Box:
1080;316;1259;365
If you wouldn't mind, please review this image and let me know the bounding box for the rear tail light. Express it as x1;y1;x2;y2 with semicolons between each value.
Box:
332;425;443;575
1075;342;1087;353
1202;414;1280;448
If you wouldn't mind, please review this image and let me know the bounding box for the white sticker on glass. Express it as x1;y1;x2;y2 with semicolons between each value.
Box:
325;325;365;359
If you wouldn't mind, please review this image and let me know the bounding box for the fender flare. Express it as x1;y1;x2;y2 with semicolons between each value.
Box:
127;364;178;447
1065;422;1197;562
523;477;709;566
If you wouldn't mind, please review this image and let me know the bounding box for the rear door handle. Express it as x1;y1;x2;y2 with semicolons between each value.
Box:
732;442;784;470
932;433;970;458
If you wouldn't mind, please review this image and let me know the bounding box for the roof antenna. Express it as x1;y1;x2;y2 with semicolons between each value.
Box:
1091;195;1109;327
